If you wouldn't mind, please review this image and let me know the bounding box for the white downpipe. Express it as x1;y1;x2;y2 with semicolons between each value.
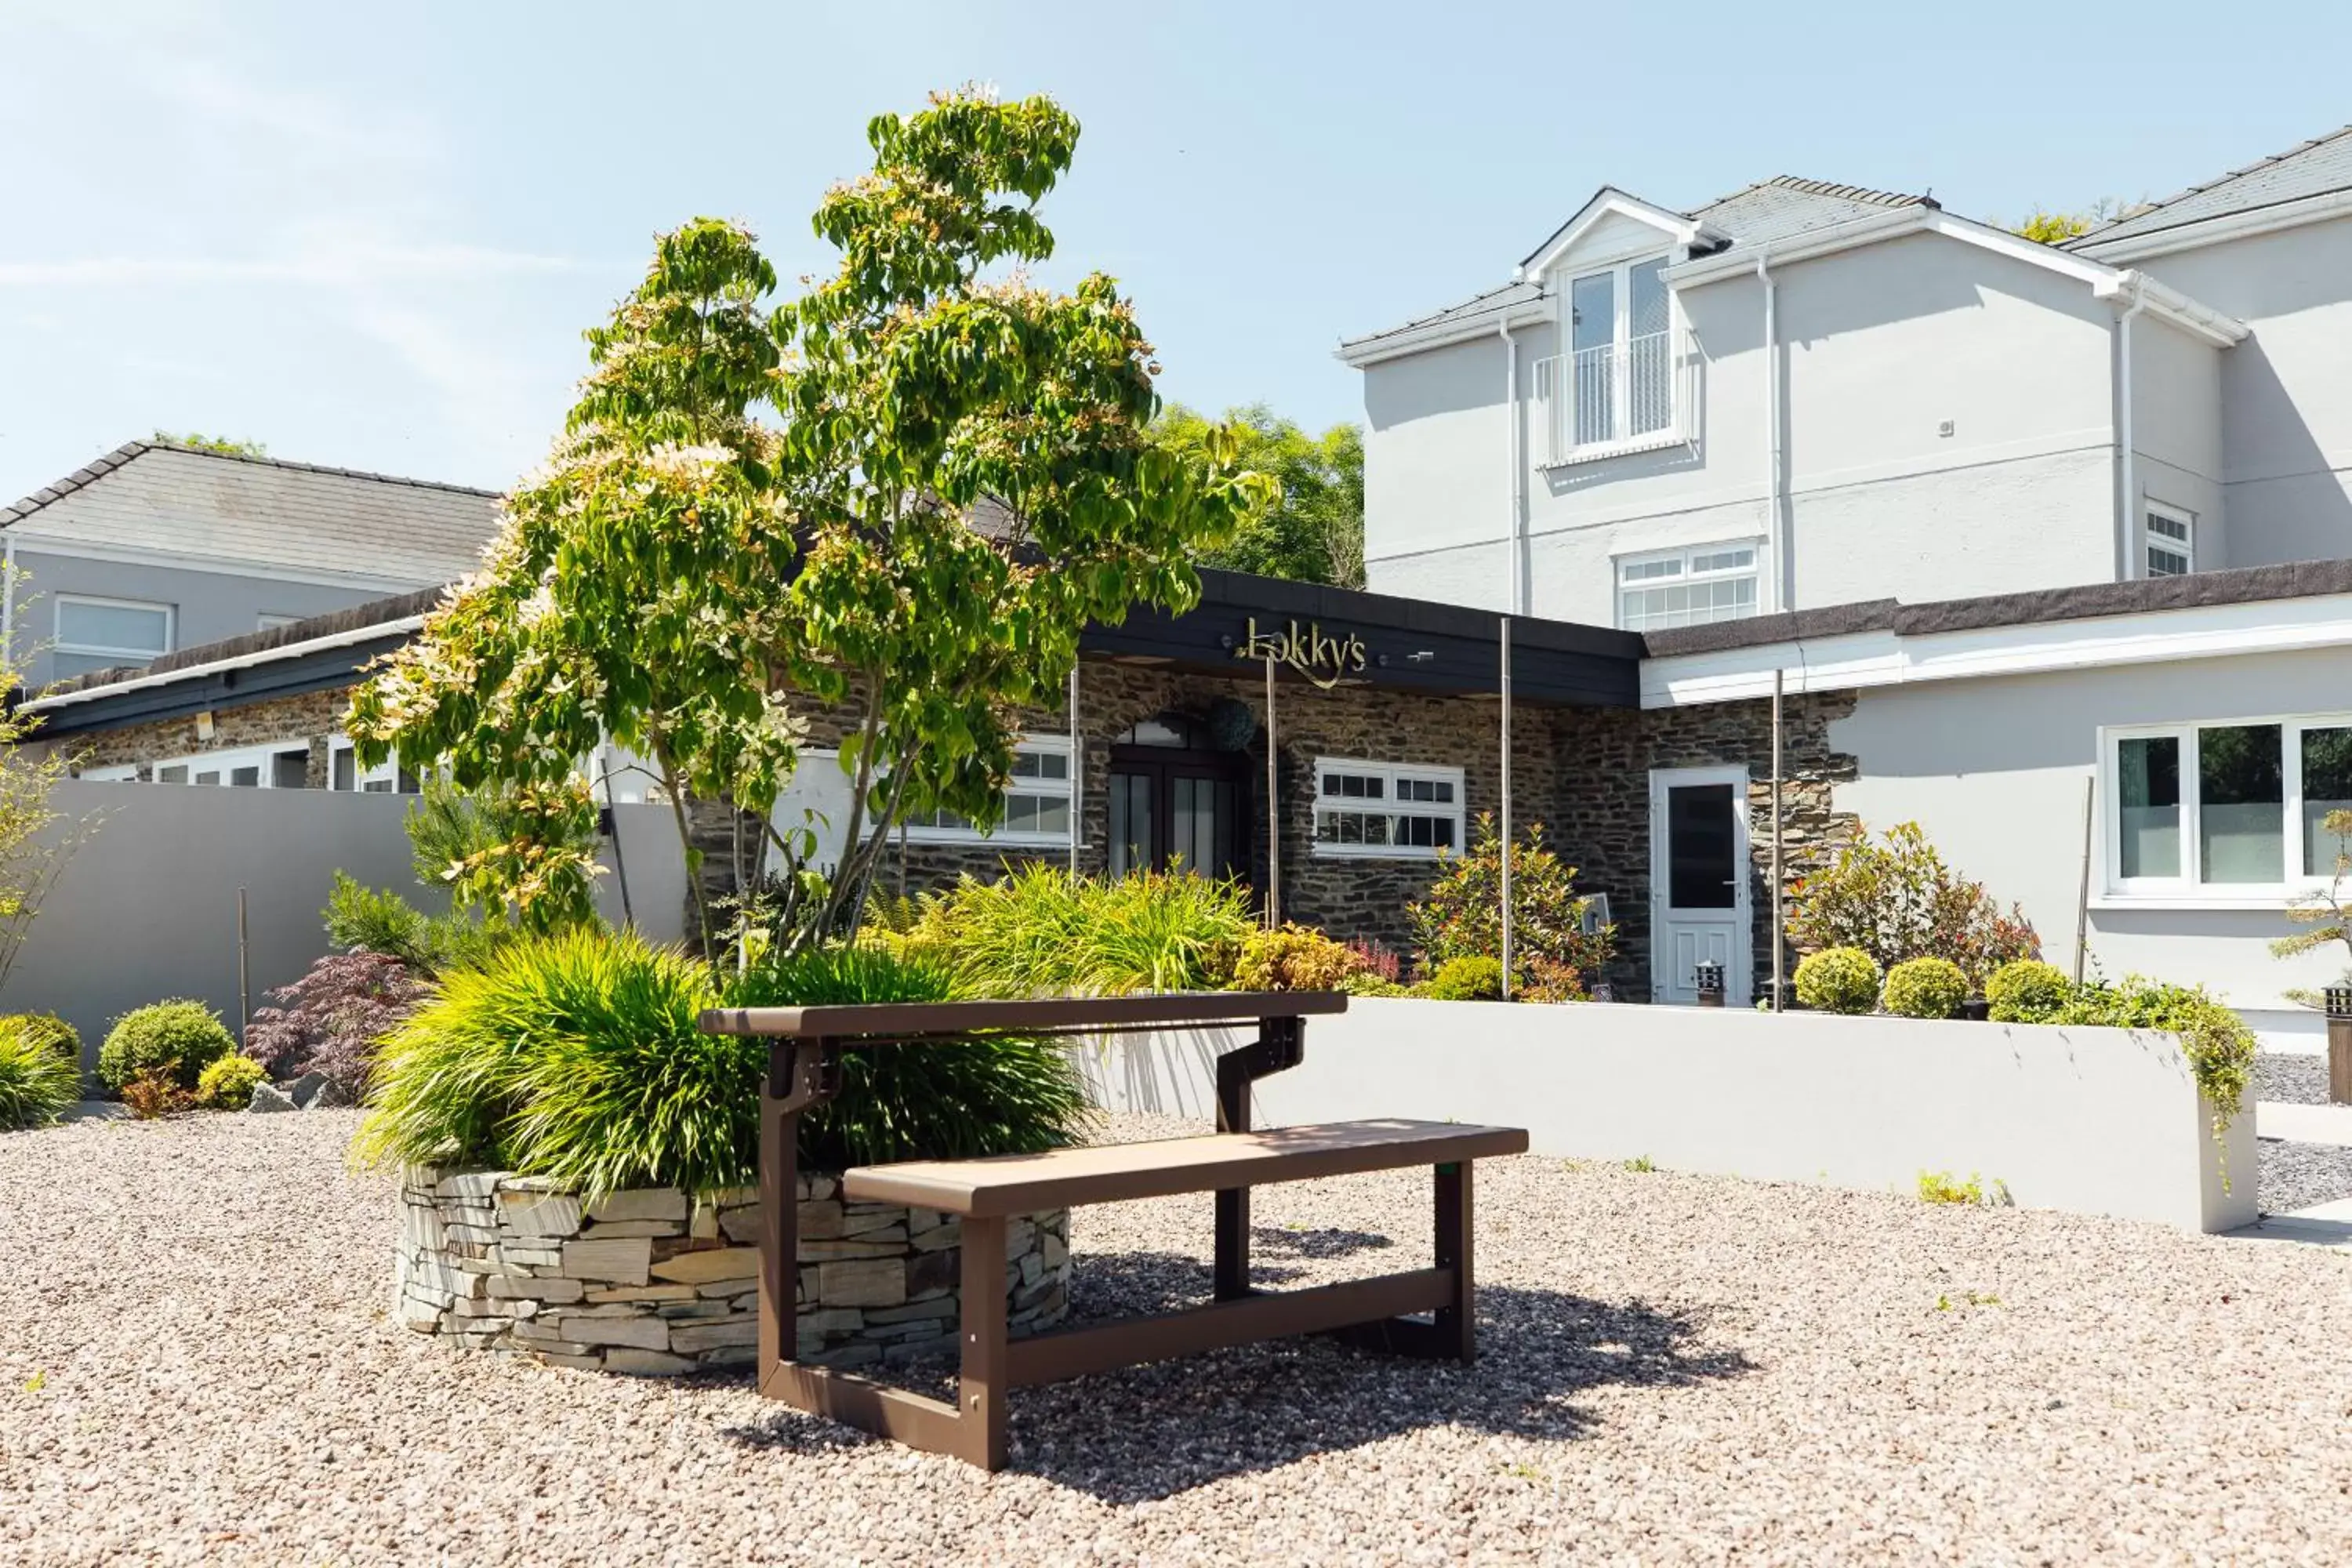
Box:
2116;278;2149;580
1756;252;1784;612
1499;317;1523;614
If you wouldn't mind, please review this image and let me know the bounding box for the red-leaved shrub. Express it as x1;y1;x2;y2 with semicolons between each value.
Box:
245;953;429;1098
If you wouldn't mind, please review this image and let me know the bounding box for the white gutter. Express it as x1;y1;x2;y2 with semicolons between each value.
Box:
1756;251;1785;612
2072;186;2352;265
20;613;425;713
1499;310;1524;614
2114;277;2151;580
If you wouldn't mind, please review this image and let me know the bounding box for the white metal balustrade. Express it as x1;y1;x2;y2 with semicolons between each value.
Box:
1534;329;1680;464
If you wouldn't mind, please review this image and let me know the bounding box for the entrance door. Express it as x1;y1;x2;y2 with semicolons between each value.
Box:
1649;765;1751;1004
1106;715;1249;882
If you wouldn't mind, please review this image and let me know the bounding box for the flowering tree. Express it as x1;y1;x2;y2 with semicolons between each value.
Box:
349;88;1270;952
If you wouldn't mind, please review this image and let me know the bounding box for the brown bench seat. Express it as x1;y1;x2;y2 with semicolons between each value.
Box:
844;1119;1529;1215
699;990;1531;1471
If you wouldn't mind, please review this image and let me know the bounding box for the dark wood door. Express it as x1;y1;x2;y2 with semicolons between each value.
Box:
1107;750;1249;881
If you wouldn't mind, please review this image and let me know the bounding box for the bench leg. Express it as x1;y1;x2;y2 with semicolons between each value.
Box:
1432;1160;1475;1363
956;1214;1010;1470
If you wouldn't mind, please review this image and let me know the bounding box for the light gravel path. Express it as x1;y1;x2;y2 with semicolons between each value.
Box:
6;1112;2352;1566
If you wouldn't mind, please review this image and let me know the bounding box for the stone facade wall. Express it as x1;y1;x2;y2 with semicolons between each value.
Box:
65;687;349;788
395;1167;1070;1376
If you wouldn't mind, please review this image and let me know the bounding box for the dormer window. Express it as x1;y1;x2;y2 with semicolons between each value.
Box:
1541;254;1679;463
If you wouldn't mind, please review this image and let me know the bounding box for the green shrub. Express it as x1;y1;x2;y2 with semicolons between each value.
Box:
1787;821;2038;987
1793;947;1881;1014
325;873;509;976
1232;924;1359;991
1882;956;1969;1019
5;1012;79;1062
917;863;1254;996
97;1000;234;1093
355;929;1090;1199
194;1054;267;1111
1409;815;1614;986
1985;959;2071;1023
1421;955;1506;1001
1917;1170;1986;1205
0;1018;81;1129
1340;971;1411;998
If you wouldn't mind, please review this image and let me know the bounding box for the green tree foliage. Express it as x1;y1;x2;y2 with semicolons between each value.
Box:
2272;804;2352;1005
1155;403;1364;586
348;88;1271;955
2007;198;2122;245
1409;815;1615;987
151;430;267;457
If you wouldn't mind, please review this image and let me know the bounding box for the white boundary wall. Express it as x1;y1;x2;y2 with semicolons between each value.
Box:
1072;998;2256;1232
2;782;689;1070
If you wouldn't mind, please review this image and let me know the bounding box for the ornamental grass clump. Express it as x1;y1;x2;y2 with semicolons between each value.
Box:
1793;947;1881;1014
1882;956;1969;1019
919;863;1254;996
357;927;1090;1200
0;1016;80;1130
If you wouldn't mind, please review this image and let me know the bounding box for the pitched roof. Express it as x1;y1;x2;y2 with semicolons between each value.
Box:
1340;176;1929;359
2068;125;2352;251
0;439;501;586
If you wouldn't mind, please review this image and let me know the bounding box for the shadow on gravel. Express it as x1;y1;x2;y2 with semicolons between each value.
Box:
720;1247;1751;1497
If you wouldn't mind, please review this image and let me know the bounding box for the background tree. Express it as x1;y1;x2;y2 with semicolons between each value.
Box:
151;430;267;457
349;87;1272;955
1156;403;1364;586
2006;198;2125;245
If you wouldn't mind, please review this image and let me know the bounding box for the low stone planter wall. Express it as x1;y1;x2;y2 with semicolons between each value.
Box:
396;1168;1070;1376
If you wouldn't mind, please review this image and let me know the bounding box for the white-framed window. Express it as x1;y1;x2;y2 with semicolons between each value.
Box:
75;763;139;782
2105;717;2352;898
1312;757;1464;858
2146;502;2194;578
902;735;1074;844
257;613;303;632
1541;252;1676;461
53;595;172;678
1616;543;1760;633
328;737;419;794
153;743;311;789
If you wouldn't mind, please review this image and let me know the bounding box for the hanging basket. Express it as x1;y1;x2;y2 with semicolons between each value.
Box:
1207;697;1257;753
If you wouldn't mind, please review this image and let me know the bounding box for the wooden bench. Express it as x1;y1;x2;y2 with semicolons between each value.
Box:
699;991;1530;1470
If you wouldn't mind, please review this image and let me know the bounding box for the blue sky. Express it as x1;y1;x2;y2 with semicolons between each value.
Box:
4;0;2350;503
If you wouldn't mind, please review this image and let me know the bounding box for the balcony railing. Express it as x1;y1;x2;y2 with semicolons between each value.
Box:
1534;329;1682;464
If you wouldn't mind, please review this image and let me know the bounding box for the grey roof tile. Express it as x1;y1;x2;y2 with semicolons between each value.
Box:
1342;177;1927;353
2068;125;2352;250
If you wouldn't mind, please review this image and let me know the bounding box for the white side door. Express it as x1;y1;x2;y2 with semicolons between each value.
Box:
1649;765;1752;1004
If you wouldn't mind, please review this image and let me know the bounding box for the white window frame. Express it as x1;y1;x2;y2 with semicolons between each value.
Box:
1614;542;1762;633
76;763;139;782
327;736;422;794
1541;250;1681;465
2100;713;2352;905
256;612;304;632
53;593;173;673
900;734;1075;846
2146;501;2194;578
152;742;311;789
1310;757;1465;861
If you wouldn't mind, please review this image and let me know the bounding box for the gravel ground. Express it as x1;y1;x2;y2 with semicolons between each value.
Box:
8;1113;2352;1566
2255;1052;2329;1107
2259;1140;2352;1214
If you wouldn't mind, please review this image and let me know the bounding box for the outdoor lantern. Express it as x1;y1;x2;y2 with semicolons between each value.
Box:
1693;960;1726;1008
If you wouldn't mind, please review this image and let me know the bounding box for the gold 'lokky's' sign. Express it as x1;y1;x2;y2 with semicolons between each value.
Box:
1232;617;1368;690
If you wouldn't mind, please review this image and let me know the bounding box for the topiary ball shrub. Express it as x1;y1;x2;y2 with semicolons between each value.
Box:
1793;947;1882;1014
1421;955;1506;1001
98;1000;234;1094
194;1054;268;1111
6;1012;80;1062
0;1016;82;1130
1986;959;2071;1023
1882;956;1969;1019
1232;924;1359;991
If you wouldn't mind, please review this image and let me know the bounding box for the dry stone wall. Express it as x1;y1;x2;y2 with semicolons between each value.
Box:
396;1167;1069;1375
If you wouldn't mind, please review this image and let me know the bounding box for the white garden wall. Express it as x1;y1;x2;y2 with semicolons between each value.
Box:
1072;999;2256;1232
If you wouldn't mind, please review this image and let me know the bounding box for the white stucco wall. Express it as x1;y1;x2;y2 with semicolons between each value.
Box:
2129;313;2227;572
1362;230;2123;626
2136;217;2352;567
1072;1000;2256;1232
1828;646;2352;1043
